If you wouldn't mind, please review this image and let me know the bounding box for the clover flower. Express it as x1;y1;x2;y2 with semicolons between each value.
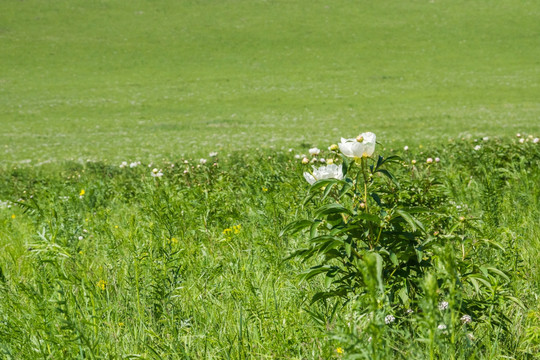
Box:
338;132;376;159
534;138;539;143
426;158;433;164
461;314;472;324
130;161;140;168
438;301;449;310
404;146;409;151
385;315;395;324
200;158;207;164
119;161;128;168
474;145;481;151
438;324;447;330
209;152;218;157
303;164;344;185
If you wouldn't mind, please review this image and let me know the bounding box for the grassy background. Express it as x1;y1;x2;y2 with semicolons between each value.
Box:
1;0;539;163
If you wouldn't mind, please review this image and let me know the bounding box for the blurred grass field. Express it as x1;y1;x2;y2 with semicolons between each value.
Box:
1;0;539;163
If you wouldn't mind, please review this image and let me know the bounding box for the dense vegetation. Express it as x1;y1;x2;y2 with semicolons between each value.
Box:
1;135;539;358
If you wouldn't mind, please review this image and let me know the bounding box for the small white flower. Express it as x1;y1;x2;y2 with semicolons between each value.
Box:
209;152;218;157
183;169;189;174
303;164;344;185
309;147;321;156
516;133;521;138
467;333;475;341
78;236;83;241
461;314;472;324
301;157;309;165
426;158;433;164
438;324;447;330
288;148;293;152
411;159;417;165
519;138;525;144
319;158;326;163
438;301;449;311
403;146;409;151
483;136;489;141
310;157;318;163
129;161;140;168
533;138;539;143
385;315;395;324
406;309;414;315
119;161;128;168
294;154;301;159
184;160;189;164
200;158;207;164
151;168;163;177
474;145;481;151
339;132;376;159
435;157;440;163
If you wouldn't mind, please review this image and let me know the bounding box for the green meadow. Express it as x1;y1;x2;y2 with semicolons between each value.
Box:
1;0;540;359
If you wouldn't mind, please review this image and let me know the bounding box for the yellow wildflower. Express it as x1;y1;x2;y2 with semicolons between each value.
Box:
336;347;344;355
11;214;16;219
79;189;85;196
97;280;107;291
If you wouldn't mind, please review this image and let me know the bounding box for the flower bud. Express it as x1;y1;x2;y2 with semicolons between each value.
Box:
426;158;433;164
435;157;440;163
301;157;309;164
356;135;364;143
403;146;409;151
326;159;334;165
329;144;339;151
411;159;416;165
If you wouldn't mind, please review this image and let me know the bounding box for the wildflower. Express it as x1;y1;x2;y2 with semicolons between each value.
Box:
483;136;489;141
474;145;481;151
170;237;178;244
385;315;395;324
319;158;326;163
336;347;344;355
79;189;85;196
151;168;163;177
519;138;525;144
426;158;433;164
461;314;472;324
78;236;83;241
467;333;475;341
209;152;218;157
329;144;339;152
130;161;140;168
438;324;447;330
411;159;417;165
309;148;321;156
301;157;310;165
339;132;376;159
200;158;207;164
516;133;521;138
326;159;334;165
294;154;301;159
262;187;268;192
406;308;414;315
119;161;128;168
438;301;449;310
534;138;539;143
288;148;293;152
303;164;344;185
11;214;16;219
97;280;107;291
233;224;241;234
403;145;409;151
435;157;440;163
310;157;318;163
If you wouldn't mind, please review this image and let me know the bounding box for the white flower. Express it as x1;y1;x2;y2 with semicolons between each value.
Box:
519;138;525;143
303;164;344;185
288;148;293;152
516;133;521;137
426;158;433;164
130;161;140;168
483;136;489;141
200;158;207;164
435;157;440;163
461;314;472;324
319;158;326;163
438;301;449;310
403;146;409;151
338;132;376;159
533;138;539;143
209;152;218;157
301;157;309;164
151;168;163;177
467;333;475;341
474;145;481;151
309;147;321;156
438;324;447;330
78;236;84;241
119;161;128;168
384;315;395;324
405;308;414;315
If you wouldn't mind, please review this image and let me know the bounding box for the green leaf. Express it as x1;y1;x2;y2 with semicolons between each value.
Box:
314;203;352;218
280;219;315;236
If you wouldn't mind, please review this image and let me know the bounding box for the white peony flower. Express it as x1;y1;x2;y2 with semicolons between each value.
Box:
303;164;344;185
338;132;376;159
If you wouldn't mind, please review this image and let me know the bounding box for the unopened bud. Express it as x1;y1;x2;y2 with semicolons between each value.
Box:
326;159;334;165
329;144;339;151
356;135;364;143
301;157;309;165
